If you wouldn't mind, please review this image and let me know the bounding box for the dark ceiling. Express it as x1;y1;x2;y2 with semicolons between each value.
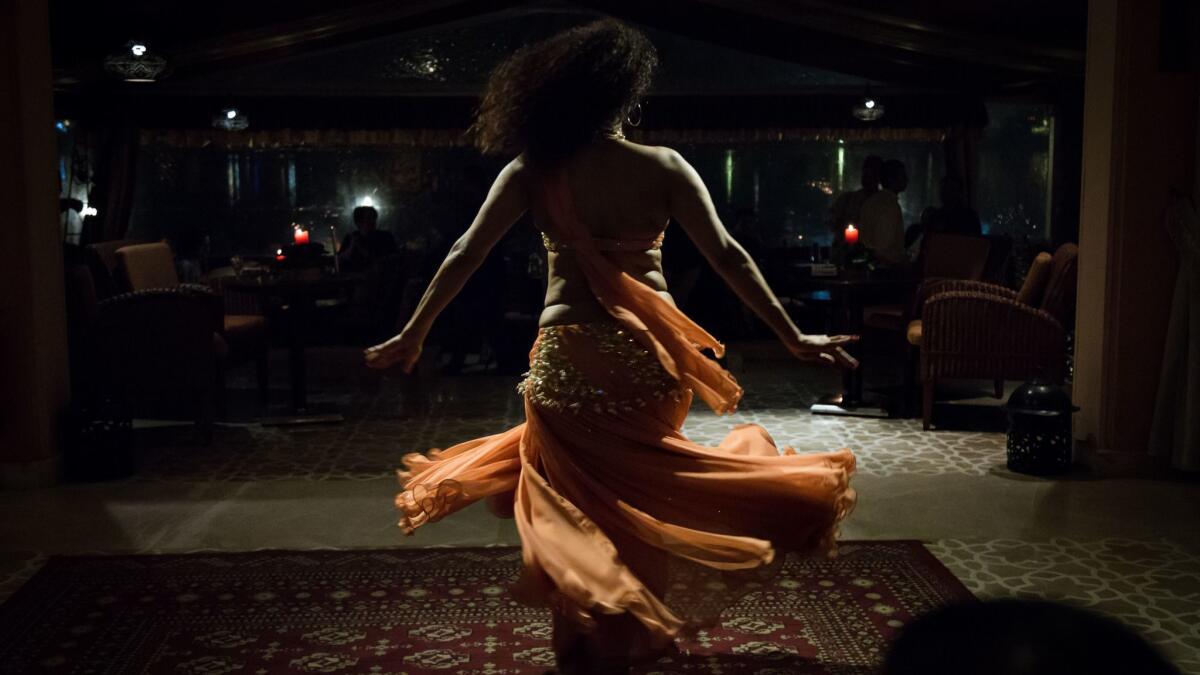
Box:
51;0;1087;95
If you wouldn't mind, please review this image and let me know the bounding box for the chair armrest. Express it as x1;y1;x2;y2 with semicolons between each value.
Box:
920;290;1066;381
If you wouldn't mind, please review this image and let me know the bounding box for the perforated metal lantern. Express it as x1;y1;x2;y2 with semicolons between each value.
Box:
1004;381;1078;475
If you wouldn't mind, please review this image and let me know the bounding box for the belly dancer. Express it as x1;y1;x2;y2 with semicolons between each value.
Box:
366;19;858;673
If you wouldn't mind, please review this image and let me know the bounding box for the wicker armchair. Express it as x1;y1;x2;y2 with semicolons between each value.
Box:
115;242;269;405
914;244;1077;430
95;285;225;441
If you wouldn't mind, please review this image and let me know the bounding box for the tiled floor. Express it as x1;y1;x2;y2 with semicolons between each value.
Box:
1;345;1198;672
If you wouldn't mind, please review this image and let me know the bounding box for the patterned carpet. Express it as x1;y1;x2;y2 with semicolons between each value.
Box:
0;542;973;674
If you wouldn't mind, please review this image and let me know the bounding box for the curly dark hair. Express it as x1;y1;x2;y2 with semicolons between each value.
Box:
471;19;657;165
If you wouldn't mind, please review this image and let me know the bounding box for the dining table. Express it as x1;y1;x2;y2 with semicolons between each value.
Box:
226;272;361;425
790;266;915;417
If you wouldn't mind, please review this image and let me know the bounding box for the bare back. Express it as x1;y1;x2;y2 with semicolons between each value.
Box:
529;138;678;327
367;133;854;373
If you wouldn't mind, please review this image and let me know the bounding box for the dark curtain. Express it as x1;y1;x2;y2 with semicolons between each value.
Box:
82;125;139;245
943;124;983;209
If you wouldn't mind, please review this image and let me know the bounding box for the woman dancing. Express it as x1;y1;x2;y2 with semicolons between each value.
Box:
366;20;858;673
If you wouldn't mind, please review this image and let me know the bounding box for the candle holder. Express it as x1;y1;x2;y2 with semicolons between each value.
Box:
292;225;310;246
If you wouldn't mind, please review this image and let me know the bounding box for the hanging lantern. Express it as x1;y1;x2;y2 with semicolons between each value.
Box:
104;41;169;82
213;107;250;131
852;95;885;122
1004;380;1078;475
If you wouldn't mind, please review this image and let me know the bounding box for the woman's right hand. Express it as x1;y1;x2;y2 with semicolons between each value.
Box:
785;332;860;369
365;330;424;373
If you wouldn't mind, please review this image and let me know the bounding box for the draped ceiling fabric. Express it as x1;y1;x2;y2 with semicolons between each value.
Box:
52;1;1081;130
51;1;1086;93
51;0;1083;236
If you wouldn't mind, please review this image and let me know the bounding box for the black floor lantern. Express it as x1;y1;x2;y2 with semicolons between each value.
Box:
1004;381;1079;475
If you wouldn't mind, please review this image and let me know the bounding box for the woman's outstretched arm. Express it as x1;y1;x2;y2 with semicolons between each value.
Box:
663;149;858;369
366;158;529;372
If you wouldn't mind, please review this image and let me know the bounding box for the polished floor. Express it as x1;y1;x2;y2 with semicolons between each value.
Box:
1;345;1198;673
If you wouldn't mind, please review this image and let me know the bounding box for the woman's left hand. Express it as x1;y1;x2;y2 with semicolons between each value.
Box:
365;331;423;373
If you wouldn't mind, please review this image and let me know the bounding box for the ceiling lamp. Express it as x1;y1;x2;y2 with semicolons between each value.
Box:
213;107;249;131
104;41;169;82
852;95;885;122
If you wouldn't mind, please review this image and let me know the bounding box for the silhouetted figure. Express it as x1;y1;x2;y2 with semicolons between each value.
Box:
365;21;858;674
828;155;883;239
169;225;208;283
919;175;981;238
859;158;909;265
883;599;1179;675
339;206;397;273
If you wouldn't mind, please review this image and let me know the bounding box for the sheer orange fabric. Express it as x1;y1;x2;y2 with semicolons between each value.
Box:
395;170;856;662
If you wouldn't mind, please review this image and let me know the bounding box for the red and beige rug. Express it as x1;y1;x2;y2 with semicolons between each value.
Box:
0;542;973;674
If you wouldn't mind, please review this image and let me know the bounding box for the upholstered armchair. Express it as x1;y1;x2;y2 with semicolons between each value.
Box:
911;244;1078;430
95;286;225;442
115;242;269;405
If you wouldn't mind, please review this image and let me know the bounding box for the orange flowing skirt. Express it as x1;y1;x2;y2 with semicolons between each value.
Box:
396;321;856;663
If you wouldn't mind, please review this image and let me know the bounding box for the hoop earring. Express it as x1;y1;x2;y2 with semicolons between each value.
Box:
625;102;643;128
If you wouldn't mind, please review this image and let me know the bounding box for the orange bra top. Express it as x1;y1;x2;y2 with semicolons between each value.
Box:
541;231;664;253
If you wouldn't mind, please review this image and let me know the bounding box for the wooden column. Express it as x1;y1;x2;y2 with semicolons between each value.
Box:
0;0;69;487
1074;0;1199;462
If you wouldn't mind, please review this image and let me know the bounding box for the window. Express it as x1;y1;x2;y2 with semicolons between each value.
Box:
977;103;1054;240
671;139;944;247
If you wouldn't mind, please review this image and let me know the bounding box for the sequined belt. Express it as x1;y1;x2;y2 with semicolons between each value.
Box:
518;321;685;414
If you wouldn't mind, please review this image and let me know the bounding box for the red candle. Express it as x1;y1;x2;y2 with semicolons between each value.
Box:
293;228;309;245
844;224;859;245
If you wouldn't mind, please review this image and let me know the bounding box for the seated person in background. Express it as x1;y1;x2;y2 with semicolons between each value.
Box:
859;159;909;265
827;155;883;240
919;175;981;239
169;225;208;283
339;206;398;273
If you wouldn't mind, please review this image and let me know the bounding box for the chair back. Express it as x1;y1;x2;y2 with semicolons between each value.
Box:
116;242;179;290
920;233;992;282
85;239;140;297
981;235;1013;283
1039;243;1078;326
96;289;220;418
